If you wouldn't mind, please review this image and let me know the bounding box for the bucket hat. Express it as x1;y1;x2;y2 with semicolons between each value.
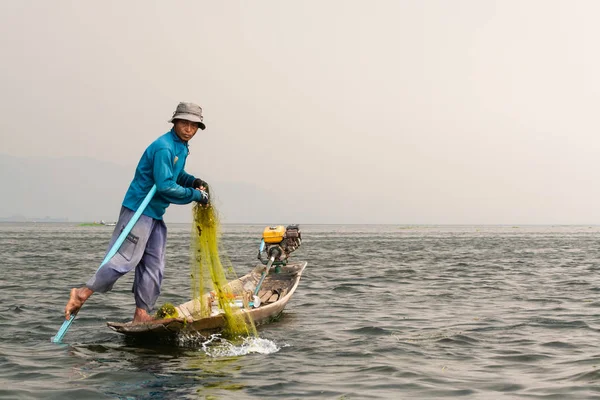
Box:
169;102;206;130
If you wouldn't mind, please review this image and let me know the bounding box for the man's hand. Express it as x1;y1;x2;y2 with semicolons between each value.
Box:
193;178;208;190
196;188;209;205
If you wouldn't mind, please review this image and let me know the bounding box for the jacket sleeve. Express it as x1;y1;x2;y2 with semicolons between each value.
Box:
177;169;197;188
153;149;202;204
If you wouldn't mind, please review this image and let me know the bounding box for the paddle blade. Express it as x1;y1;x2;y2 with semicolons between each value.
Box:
51;314;76;343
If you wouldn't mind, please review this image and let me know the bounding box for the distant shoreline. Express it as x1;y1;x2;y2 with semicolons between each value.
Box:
1;221;599;227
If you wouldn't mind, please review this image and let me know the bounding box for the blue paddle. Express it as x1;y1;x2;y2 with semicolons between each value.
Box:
51;185;157;343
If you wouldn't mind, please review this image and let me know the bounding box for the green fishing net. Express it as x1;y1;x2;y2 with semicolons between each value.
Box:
189;199;256;338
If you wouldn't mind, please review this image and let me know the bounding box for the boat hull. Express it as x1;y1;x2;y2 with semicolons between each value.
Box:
107;261;307;338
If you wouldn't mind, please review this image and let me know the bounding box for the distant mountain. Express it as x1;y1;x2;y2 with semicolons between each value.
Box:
0;154;297;224
0;214;69;222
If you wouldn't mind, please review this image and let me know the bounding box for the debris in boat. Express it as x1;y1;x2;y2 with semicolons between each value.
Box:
155;303;178;319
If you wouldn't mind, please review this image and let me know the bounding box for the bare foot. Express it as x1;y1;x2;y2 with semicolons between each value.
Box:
64;287;93;320
132;308;155;323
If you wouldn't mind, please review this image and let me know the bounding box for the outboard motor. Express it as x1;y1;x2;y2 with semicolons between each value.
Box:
252;225;302;303
257;225;302;266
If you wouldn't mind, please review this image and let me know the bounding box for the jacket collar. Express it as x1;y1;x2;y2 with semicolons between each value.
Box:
169;129;189;149
169;128;182;143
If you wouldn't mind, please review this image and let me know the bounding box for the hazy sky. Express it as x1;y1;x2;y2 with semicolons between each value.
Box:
2;1;600;224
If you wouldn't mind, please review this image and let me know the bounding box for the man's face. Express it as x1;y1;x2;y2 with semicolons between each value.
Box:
173;119;199;142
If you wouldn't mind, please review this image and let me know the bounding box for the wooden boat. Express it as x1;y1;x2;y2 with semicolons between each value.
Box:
107;261;307;338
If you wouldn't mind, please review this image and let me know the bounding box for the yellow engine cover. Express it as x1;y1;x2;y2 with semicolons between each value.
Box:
263;225;286;243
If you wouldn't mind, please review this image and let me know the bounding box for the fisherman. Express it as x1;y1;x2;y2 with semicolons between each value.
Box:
64;102;210;323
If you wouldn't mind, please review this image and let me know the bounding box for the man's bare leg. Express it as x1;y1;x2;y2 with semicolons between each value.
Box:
65;287;93;320
133;307;155;323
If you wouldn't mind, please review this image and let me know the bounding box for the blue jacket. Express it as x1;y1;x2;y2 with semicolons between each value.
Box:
122;129;203;220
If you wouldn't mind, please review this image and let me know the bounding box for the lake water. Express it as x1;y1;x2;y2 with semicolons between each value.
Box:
2;223;600;399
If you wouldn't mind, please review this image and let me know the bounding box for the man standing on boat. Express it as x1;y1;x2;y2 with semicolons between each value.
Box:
64;102;210;323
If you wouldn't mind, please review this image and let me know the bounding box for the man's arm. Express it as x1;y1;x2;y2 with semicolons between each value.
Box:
177;170;196;188
153;149;205;204
177;170;208;191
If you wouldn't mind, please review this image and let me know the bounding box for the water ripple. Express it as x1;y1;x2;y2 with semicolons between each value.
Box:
3;224;600;398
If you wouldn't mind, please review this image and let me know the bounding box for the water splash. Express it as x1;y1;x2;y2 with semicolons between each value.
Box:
192;334;281;358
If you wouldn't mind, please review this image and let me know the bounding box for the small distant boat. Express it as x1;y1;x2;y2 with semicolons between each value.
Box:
107;261;307;338
79;220;117;227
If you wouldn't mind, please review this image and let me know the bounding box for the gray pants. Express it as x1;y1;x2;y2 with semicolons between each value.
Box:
86;206;167;313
